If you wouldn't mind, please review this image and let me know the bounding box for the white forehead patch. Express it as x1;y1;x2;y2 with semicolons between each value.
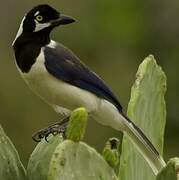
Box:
12;15;26;46
34;11;40;16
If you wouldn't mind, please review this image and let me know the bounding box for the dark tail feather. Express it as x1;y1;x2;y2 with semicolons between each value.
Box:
120;112;166;175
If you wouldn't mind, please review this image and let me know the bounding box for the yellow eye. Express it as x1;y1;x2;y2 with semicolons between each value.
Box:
36;15;43;22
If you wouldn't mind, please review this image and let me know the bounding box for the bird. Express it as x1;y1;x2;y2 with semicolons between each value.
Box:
12;4;166;174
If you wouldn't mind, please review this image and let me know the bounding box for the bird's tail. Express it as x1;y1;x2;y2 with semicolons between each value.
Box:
120;112;166;175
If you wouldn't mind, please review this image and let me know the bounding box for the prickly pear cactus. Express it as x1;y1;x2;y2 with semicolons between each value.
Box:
156;158;179;180
27;135;63;180
27;108;118;180
48;140;118;180
0;125;26;180
102;138;120;168
66;107;88;142
119;55;167;180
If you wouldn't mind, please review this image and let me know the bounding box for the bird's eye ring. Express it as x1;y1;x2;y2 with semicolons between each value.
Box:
36;15;43;22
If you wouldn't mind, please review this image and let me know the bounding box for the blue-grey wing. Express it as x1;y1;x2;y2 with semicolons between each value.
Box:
44;43;122;111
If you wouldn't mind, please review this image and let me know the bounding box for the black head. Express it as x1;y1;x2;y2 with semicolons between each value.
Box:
12;4;75;46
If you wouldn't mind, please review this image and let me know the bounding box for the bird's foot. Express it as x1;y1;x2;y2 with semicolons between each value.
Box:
32;117;69;142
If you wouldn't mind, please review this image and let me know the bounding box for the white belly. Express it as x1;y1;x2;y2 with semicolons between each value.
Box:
21;49;99;111
19;48;125;130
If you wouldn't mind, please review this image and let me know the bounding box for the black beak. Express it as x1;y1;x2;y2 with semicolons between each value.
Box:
51;14;76;26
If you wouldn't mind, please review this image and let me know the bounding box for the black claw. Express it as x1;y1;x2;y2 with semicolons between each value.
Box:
52;131;58;135
39;133;44;139
62;132;67;139
32;133;41;142
45;135;49;142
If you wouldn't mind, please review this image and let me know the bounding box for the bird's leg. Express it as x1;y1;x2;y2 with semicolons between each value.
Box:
32;116;69;142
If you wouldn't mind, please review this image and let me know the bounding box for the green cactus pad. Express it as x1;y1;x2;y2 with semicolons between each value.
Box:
102;138;120;168
119;55;167;180
27;134;63;180
66;107;88;142
0;125;26;180
48;140;118;180
27;136;117;180
156;158;179;180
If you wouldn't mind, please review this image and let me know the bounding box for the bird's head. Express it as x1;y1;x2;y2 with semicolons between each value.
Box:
12;4;75;46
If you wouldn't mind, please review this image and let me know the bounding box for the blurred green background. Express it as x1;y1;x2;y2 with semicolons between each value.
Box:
0;0;178;165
